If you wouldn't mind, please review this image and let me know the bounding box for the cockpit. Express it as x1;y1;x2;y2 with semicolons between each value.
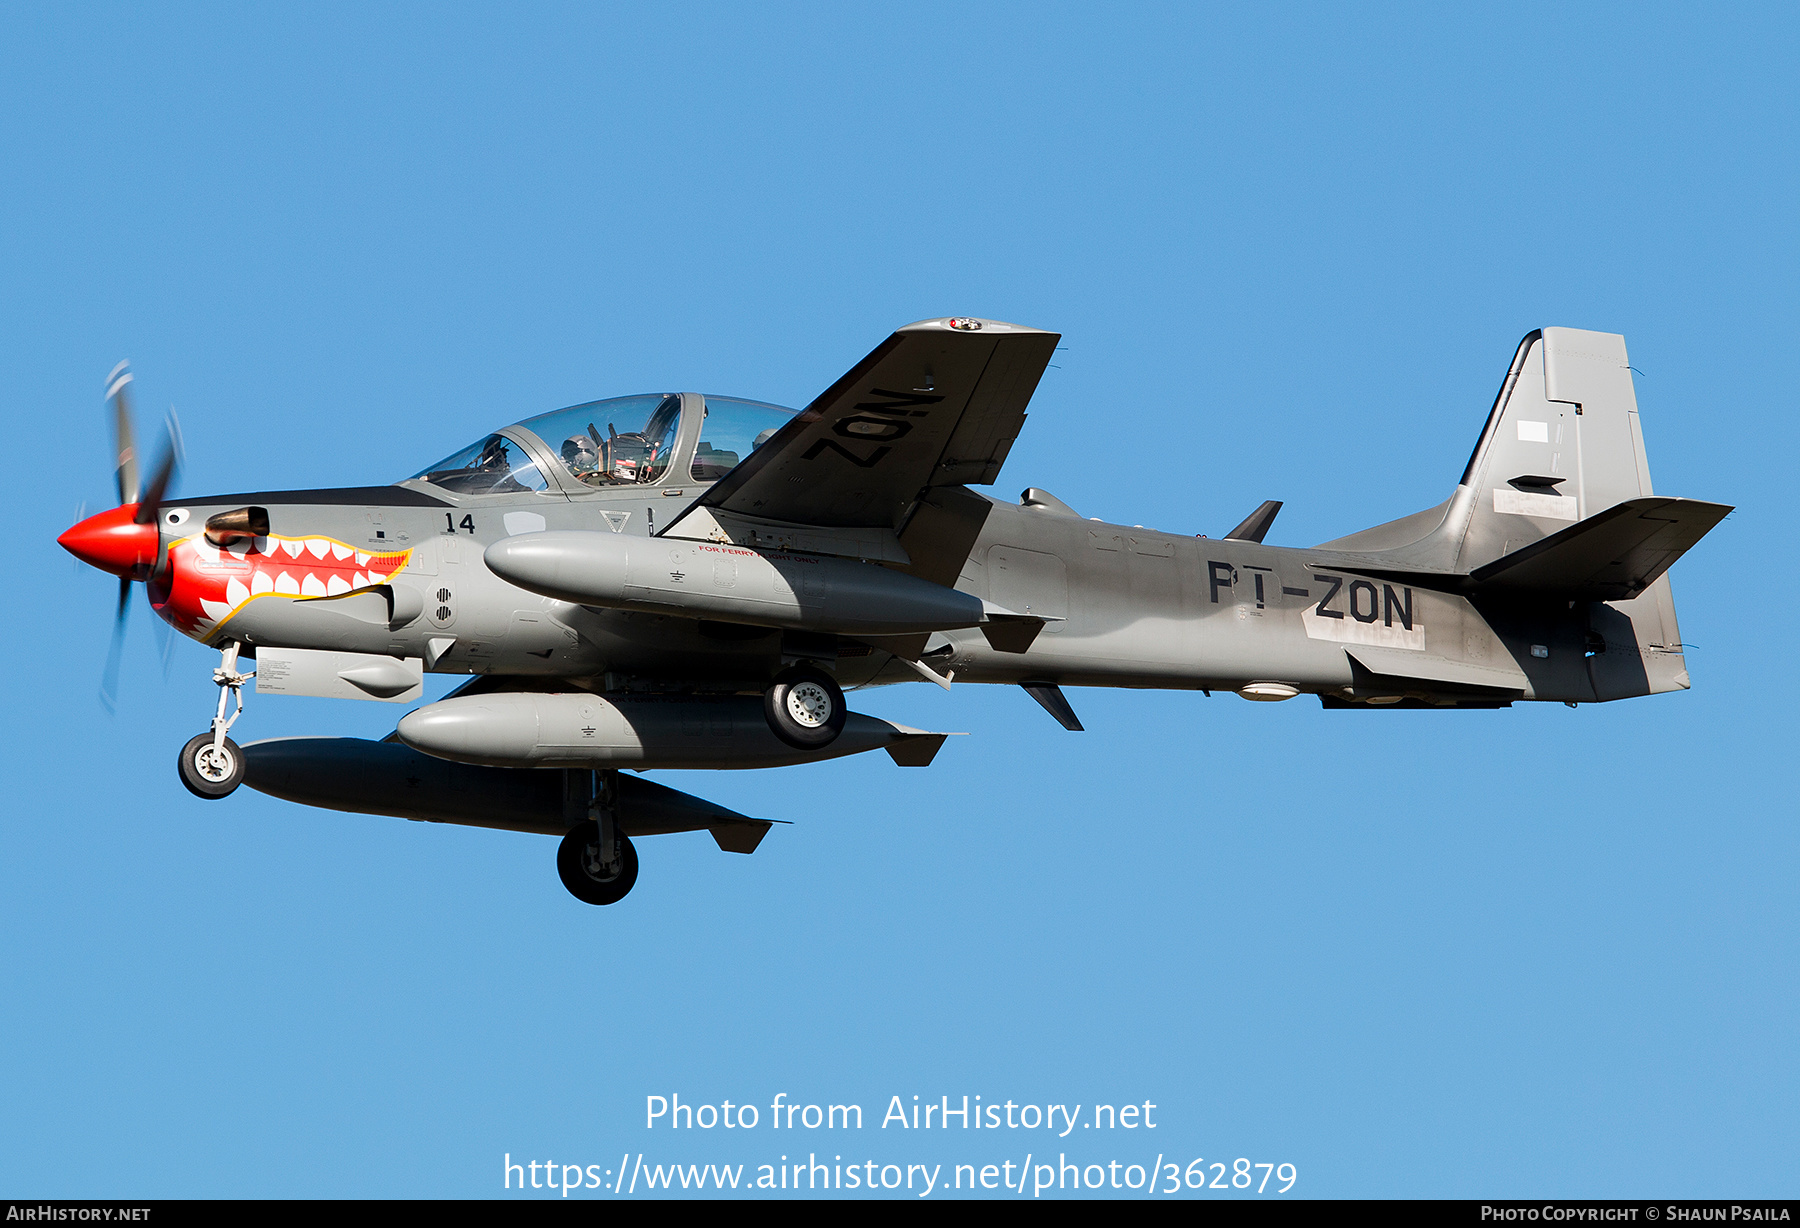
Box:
408;393;797;497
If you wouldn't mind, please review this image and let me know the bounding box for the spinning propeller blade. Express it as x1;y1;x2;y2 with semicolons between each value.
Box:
155;608;178;680
84;364;183;711
108;361;138;507
71;501;87;574
135;406;185;525
100;576;130;714
136;437;178;524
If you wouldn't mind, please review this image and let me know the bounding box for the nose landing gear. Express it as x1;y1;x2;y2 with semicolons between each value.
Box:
177;641;252;800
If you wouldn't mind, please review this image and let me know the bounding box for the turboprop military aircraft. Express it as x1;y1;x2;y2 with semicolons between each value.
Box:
60;319;1731;904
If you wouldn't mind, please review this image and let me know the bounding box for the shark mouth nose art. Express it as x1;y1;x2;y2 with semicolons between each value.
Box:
154;532;413;638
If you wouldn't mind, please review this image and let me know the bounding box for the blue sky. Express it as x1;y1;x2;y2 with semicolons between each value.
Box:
2;3;1794;1198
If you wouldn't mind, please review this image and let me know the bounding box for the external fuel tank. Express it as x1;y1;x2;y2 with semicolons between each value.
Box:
483;531;985;635
394;691;949;770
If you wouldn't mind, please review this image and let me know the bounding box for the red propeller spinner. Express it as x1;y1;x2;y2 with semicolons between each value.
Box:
59;502;160;578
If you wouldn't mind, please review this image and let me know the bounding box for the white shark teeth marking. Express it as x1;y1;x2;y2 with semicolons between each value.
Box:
348;572;368;589
191;538;220;564
325;574;350;596
227;542;250;559
281;539;304;558
225;578;250;607
274;571;300;595
355;552;371;566
301;573;328;597
331;542;352;561
200;599;232;621
306;539;330;559
251;571;274;595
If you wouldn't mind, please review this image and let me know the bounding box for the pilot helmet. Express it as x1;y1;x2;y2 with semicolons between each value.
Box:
562;435;599;470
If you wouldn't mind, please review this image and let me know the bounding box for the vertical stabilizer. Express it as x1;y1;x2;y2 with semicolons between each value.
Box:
1321;328;1656;574
1453;327;1653;572
1318;327;1701;702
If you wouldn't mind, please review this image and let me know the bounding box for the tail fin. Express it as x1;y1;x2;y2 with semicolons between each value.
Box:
1319;328;1726;699
1320;327;1659;572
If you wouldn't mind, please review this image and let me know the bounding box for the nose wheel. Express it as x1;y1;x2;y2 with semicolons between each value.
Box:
178;731;244;799
763;664;846;749
177;641;253;800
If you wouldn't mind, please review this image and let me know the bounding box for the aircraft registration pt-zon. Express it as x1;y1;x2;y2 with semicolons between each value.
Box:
61;319;1730;904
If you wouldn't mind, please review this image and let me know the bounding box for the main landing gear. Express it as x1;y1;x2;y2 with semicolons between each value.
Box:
558;771;638;905
763;664;846;749
177;641;251;800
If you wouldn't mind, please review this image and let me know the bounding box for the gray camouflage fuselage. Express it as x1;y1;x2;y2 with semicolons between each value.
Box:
106;320;1725;853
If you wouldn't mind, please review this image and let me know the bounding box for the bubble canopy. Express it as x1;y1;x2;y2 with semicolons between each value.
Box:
515;394;683;488
409;432;548;496
410;394;798;494
688;396;798;482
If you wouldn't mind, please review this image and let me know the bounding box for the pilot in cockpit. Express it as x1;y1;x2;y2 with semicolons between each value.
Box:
562;434;601;485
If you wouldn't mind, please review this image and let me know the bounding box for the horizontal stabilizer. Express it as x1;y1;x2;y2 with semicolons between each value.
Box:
1470;497;1731;601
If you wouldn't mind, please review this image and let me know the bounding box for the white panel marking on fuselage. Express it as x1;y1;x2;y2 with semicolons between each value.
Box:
1493;488;1578;520
1301;602;1425;650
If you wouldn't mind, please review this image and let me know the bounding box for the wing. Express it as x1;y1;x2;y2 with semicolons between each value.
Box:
684;317;1059;530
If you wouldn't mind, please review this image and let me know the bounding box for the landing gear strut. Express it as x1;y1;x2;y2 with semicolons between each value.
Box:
557;770;639;905
763;664;846;749
177;641;251;800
